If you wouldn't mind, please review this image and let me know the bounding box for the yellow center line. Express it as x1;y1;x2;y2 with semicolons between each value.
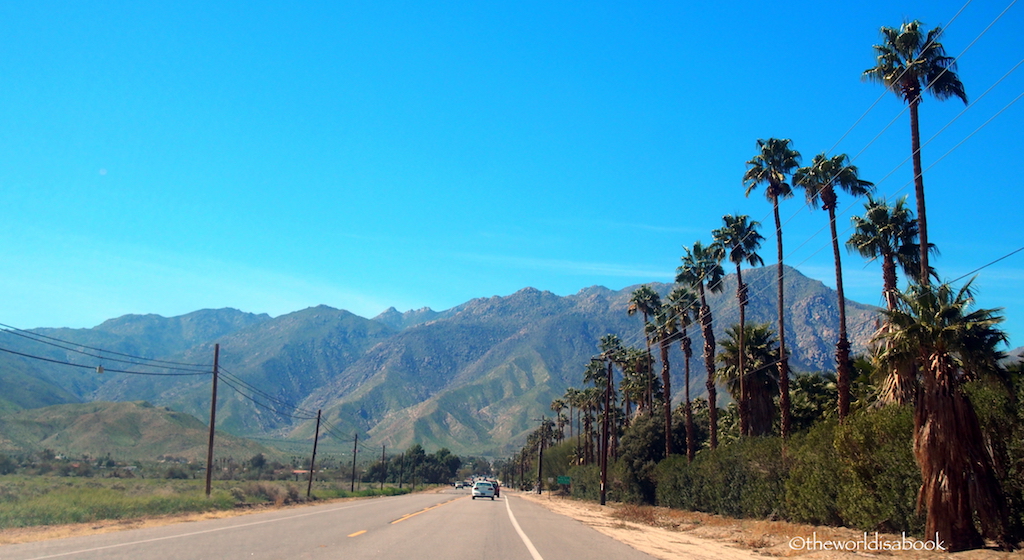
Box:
390;497;465;524
348;530;367;537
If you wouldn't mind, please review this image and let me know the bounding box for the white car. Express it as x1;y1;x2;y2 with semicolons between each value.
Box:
471;481;495;500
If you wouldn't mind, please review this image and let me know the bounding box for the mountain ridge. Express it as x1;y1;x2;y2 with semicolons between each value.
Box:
0;266;950;458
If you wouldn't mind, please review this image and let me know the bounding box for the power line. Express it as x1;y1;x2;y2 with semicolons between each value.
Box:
0;344;210;376
0;322;212;370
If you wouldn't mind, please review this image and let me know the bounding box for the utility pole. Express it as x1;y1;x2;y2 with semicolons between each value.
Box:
306;409;322;498
350;433;359;492
380;445;386;491
536;417;546;495
398;452;404;489
205;344;220;498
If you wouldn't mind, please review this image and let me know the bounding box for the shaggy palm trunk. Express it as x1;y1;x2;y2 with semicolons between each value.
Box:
772;199;791;438
736;266;748;436
643;312;654;411
915;357;1009;551
882;254;899;312
909;98;929;285
660;338;672;457
698;284;718;449
748;371;775;436
682;333;695;462
828;203;853;421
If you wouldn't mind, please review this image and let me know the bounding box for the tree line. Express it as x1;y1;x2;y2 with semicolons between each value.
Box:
507;20;1019;552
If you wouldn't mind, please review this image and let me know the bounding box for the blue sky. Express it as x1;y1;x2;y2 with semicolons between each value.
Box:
1;0;1022;348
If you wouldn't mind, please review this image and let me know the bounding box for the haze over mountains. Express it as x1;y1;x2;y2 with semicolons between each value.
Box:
1;266;884;458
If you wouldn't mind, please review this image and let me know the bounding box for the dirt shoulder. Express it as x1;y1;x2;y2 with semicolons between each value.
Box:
514;491;1019;560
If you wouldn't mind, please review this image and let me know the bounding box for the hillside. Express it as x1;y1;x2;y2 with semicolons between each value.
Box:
0;266;883;457
0;401;277;462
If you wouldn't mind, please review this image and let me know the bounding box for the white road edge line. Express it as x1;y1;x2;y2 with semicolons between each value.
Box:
505;496;544;560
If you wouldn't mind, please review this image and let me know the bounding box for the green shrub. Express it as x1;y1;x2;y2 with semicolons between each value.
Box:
834;405;922;534
785;420;841;526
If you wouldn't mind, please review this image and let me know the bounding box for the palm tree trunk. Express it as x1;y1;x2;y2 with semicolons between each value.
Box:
736;265;747;437
830;206;852;421
773;199;791;439
698;284;718;449
910;98;929;285
683;334;695;462
916;360;1009;551
881;253;899;312
660;338;672;457
643;313;654;411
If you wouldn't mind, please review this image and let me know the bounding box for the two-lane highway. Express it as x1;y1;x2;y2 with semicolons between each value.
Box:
1;487;658;560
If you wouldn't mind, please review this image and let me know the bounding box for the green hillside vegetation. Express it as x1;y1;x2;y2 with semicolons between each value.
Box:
0;401;279;463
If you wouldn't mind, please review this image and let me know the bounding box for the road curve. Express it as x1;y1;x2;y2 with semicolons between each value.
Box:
0;487;658;560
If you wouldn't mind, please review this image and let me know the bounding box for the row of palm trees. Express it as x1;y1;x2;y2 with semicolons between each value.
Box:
536;19;1009;551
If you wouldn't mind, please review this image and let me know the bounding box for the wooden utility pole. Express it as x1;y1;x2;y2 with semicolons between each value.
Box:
205;344;220;497
380;445;386;491
306;409;322;498
350;433;359;492
536;420;545;495
398;452;404;489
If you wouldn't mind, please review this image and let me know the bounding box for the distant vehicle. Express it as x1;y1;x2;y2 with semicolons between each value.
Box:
471;481;495;500
454;481;464;488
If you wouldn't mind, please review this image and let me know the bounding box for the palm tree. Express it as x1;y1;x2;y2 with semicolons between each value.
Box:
716;323;779;436
847;195;929;312
712;214;765;436
794;152;874;421
743;137;801;438
873;280;1010;551
676;240;725;448
550;398;567;443
863;20;967;285
619;346;652;419
667;287;698;461
563;387;580;445
649;304;680;457
628;285;662;410
847;195;935;404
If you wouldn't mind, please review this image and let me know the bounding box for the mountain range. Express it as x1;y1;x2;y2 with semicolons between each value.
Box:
0;265;886;458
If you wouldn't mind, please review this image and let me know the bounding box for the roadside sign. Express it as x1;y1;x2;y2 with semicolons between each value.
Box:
557;476;571;484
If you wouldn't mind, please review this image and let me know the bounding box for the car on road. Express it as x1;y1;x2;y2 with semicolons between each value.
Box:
454;481;464;488
471;481;495;500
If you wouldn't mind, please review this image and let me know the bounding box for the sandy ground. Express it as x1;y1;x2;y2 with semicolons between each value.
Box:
514;491;1023;560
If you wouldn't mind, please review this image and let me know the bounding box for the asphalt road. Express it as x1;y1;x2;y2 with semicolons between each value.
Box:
0;487;659;560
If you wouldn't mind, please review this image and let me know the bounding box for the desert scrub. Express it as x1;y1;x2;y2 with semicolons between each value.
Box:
0;476;235;529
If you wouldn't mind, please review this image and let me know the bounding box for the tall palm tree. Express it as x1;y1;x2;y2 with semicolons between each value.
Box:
716;323;779;437
550;398;567;443
628;285;662;410
873;280;1010;551
847;195;935;404
676;240;725;448
712;214;765;436
794;152;874;421
563;387;579;445
667;287;698;461
743;137;801;438
619;346;652;419
649;304;680;457
863;20;967;285
847;195;929;311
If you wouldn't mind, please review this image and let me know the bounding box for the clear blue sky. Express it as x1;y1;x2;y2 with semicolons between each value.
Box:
1;1;1022;348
